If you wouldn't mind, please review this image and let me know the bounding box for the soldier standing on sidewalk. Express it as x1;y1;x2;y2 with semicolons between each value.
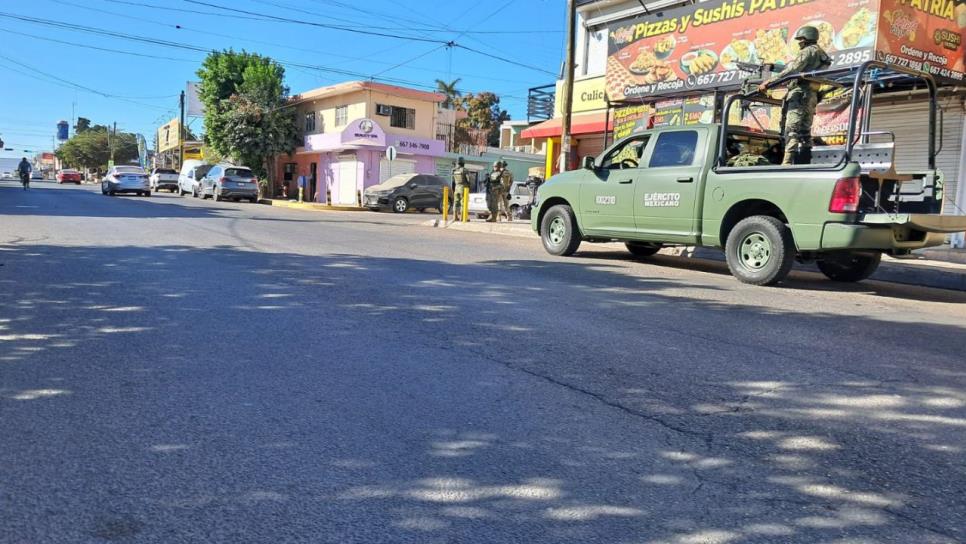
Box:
452;157;470;221
499;161;514;221
485;160;504;223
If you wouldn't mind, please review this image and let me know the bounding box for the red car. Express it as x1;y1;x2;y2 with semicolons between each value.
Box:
57;169;82;184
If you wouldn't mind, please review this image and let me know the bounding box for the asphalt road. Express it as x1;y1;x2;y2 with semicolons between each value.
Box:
2;181;964;544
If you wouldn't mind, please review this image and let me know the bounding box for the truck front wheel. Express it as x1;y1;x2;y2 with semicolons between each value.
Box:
541;204;582;256
817;252;881;282
725;215;796;286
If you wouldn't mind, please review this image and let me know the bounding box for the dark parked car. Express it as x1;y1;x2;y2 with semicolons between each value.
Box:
363;173;448;213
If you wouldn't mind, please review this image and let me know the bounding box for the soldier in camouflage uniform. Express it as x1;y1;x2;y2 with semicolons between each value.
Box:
485;160;504;222
759;26;831;165
499;161;514;221
452;157;470;221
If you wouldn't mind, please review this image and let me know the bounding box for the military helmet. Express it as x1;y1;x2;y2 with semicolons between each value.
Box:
794;26;819;43
457;156;465;166
493;160;502;168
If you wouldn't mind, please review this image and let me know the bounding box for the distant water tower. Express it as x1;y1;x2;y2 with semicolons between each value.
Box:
57;120;69;142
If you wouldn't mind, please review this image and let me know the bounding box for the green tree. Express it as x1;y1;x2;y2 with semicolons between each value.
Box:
457;91;510;147
56;126;138;171
74;117;91;134
196;49;297;177
434;78;462;109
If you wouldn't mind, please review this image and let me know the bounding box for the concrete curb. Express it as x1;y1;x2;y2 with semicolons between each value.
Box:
258;199;366;212
422;220;966;292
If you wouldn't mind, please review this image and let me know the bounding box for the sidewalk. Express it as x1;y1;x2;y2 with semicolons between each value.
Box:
258;198;366;212
428;219;966;292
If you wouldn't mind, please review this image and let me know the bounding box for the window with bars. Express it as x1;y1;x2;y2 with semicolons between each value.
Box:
335;106;348;126
390;107;415;130
304;112;316;133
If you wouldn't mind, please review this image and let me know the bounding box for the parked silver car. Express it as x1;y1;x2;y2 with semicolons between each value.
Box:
101;166;150;196
199;164;258;202
468;181;534;219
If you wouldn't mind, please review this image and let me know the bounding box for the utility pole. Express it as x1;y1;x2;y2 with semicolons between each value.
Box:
179;90;186;170
559;0;577;173
109;121;117;167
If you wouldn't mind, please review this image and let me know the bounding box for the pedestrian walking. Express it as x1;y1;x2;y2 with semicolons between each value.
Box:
759;25;831;165
485;160;504;223
499;161;514;221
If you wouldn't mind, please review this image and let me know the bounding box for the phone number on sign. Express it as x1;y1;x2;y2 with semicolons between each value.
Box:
687;70;739;87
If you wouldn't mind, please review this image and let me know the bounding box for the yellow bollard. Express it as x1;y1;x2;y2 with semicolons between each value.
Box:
461;186;470;222
298;187;304;203
441;186;449;223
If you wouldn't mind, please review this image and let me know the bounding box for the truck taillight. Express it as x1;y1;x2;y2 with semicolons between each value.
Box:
829;177;861;213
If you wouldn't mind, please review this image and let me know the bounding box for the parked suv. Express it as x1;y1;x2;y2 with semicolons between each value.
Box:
200;164;258;202
363;173;448;213
177;160;212;197
149;168;179;192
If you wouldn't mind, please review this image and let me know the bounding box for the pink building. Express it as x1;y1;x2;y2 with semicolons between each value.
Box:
275;81;451;205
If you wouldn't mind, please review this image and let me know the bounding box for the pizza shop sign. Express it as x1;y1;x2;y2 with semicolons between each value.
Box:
604;0;966;101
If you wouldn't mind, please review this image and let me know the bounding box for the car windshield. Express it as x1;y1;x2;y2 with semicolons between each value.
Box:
115;167;144;174
225;168;254;178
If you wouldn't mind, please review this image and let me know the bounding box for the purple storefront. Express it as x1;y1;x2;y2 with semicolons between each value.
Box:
279;118;446;205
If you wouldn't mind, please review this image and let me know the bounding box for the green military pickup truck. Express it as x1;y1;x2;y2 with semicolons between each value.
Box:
532;62;966;286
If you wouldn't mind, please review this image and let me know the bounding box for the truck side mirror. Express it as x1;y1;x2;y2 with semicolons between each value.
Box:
582;156;596;170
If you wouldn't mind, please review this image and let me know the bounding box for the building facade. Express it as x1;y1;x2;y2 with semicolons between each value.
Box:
275;81;449;205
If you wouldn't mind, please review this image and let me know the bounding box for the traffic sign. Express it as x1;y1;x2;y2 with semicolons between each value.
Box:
385;145;397;162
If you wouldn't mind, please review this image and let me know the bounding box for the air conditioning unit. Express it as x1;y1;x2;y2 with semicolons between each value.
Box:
376;104;392;116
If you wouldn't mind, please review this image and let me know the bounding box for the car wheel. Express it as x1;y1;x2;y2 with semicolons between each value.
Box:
725;215;796;286
249;198;258;203
101;186;106;195
625;242;662;257
540;204;582;256
144;191;151;197
392;196;408;213
817;252;881;282
177;186;183;196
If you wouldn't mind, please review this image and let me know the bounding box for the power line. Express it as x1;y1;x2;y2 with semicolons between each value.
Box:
0;27;201;63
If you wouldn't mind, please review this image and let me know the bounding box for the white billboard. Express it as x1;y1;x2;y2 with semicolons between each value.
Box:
186;82;205;117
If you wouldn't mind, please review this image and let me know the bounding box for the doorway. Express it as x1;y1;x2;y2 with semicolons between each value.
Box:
336;160;357;205
309;162;318;202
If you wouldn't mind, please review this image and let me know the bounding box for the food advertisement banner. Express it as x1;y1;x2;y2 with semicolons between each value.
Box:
613;105;651;139
875;0;965;83
606;0;879;101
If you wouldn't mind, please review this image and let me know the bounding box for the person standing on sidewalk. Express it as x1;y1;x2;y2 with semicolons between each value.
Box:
499;161;514;221
486;160;504;223
452;157;470;221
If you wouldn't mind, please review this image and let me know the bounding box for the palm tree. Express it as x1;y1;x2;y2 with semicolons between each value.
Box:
435;78;462;110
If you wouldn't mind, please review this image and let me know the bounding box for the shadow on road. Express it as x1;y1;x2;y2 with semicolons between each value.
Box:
0;241;963;543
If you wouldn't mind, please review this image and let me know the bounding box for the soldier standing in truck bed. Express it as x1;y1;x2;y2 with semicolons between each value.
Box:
759;25;831;165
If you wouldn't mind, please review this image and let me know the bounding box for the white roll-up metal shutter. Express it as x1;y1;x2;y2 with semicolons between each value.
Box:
869;99;964;215
378;158;416;182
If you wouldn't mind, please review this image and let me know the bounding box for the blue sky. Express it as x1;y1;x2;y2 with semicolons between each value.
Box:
0;0;565;158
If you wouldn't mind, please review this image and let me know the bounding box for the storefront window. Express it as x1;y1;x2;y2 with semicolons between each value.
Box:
335;106;348;126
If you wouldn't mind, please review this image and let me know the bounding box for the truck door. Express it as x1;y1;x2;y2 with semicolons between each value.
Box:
578;134;651;235
634;129;704;244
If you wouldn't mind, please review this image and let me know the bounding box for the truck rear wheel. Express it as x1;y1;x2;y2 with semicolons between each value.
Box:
625;242;662;257
725;215;795;286
817;252;881;282
541;204;582;256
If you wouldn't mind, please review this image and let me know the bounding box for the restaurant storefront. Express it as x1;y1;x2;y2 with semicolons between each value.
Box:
601;0;965;217
277;118;446;205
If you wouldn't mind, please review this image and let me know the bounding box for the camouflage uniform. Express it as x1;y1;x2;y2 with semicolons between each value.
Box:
728;153;772;167
485;162;503;222
765;27;831;165
452;158;470;221
499;162;514;221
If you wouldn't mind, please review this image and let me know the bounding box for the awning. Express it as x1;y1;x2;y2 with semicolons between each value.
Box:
520;112;613;139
